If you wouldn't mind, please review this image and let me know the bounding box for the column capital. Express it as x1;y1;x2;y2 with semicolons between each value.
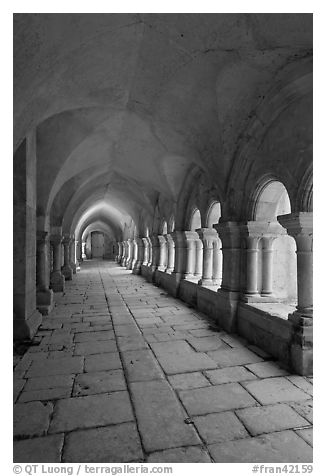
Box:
62;234;73;245
240;221;284;237
195;228;217;240
278;212;313;237
157;234;167;244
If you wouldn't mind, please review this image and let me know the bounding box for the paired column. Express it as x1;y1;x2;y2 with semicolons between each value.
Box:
183;231;199;281
196;228;218;287
142;237;150;266
149;234;160;272
126;239;134;270
62;235;73;280
214;222;241;293
36;231;54;315
121;241;128;267
69;238;79;274
50;234;65;292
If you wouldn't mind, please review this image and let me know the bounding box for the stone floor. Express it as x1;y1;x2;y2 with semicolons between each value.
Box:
13;260;313;463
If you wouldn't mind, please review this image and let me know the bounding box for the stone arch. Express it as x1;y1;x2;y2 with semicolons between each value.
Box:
189;208;202;231
206;201;222;228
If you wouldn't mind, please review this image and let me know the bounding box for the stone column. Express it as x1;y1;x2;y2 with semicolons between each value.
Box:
183;231;199;281
133;238;144;274
131;239;138;270
116;242;122;263
62;235;73;280
50;234;65;292
142;237;149;266
149;234;160;273
245;236;260;296
196;228;217;287
36;231;54;315
126;239;134;270
194;238;203;279
166;234;175;273
212;237;223;287
278;213;313;319
157;235;167;271
278;212;313;375
122;241;128;267
261;236;277;296
69;238;78;274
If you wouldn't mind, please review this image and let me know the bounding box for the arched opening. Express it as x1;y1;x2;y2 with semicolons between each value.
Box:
254;180;297;305
162;220;168;235
190;208;201;231
207;201;221;228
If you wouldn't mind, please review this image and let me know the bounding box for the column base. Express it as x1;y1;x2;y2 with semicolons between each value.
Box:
13;308;42;340
241;294;278;303
37;289;54;315
50;271;65;292
199;278;215;287
132;261;142;275
62;265;73;280
158;266;167;272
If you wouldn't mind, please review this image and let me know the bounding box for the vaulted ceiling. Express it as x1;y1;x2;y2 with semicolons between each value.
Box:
13;13;312;239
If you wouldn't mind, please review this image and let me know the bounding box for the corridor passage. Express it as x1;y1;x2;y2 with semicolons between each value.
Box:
13;261;313;463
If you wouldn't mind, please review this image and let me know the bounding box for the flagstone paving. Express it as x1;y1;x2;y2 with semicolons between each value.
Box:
13;260;313;463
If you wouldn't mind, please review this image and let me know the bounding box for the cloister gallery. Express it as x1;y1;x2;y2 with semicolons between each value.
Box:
13;13;313;463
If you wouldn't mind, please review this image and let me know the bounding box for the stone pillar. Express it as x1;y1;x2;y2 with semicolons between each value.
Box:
36;231;54;315
245;236;260;296
82;242;86;259
261;236;277;296
183;231;199;281
13;135;42;340
149;234;160;273
62;235;73;280
212;237;222;287
116;242;122;263
142;237;149;266
278;212;313;375
126;239;134;270
157;235;167;271
131;239;138;270
133;238;144;274
194;238;203;279
69;238;78;274
166;234;175;273
50;235;65;292
197;228;217;287
122;241;128;267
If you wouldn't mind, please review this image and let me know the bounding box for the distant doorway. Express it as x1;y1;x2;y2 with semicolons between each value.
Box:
91;232;105;259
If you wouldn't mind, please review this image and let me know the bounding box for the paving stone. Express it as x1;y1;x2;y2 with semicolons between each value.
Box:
220;334;248;348
187;336;229;352
247;344;273;359
147;446;212;463
179;383;257;416
245;361;289;378
63;422;144;463
188;328;218;337
121;349;164;382
115;325;141;337
74;330;115;342
289;400;313;423
74;340;118;355
168;372;210;390
236;403;310;436
26;357;84;377
18;386;72;403
13;379;26;402
13;434;64;463
287;376;313;396
24;375;74;391
73;369;126;396
207;348;264;367
130;380;201;452
296;428;313;446
49;391;134;433
243;377;311;405
14;401;53;438
208;430;313;463
205;366;257;385
151;341;217;374
84;353;122;372
193;411;249;444
117;336;148;351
